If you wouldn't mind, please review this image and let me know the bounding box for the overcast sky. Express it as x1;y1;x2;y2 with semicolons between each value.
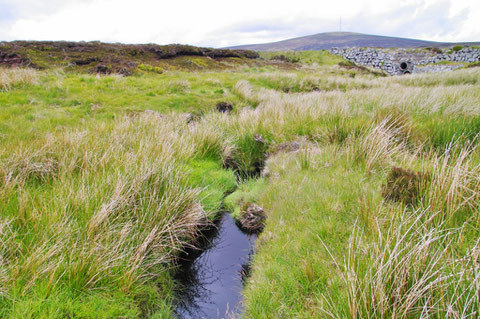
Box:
0;0;478;47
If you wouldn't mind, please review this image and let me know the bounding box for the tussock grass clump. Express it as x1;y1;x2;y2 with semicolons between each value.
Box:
424;141;480;222
374;108;412;140
336;209;480;319
0;148;59;188
382;167;428;205
0;218;18;296
0;68;38;91
395;67;480;87
354;117;408;173
186;122;233;162
167;79;190;93
0;113;239;316
227;133;270;178
249;70;382;93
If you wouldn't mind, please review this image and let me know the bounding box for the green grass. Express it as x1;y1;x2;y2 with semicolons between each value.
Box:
187;159;237;213
224;178;268;218
243;145;383;317
413;114;480;149
0;70;252;143
259;50;344;66
1;61;480;318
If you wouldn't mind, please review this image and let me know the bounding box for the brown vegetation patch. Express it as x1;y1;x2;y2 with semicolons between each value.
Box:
425;47;443;54
467;62;480;68
270;55;300;64
0;41;260;75
73;57;99;66
338;61;387;77
382;167;429;205
0;51;29;67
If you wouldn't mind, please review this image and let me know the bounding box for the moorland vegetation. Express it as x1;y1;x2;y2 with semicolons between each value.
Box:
0;48;479;318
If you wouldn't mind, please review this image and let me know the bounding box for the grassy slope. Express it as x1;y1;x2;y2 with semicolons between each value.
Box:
0;54;479;318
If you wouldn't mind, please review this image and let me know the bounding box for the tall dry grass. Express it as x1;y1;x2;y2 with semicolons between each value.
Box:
323;209;480;319
0;112;232;298
0;68;38;91
353;117;409;173
424;141;480;222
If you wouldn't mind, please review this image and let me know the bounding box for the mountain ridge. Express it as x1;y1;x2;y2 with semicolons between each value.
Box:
227;32;480;51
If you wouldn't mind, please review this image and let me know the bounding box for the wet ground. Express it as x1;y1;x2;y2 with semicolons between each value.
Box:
174;213;256;319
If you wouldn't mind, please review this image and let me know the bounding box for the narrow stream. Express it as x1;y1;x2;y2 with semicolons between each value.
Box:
174;213;256;319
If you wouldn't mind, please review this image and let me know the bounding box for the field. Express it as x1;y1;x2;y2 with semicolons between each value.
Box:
0;52;479;318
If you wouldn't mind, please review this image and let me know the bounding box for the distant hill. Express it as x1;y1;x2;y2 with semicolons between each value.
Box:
228;32;480;51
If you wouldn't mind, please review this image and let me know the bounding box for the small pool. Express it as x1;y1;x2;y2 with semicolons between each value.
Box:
174;213;256;319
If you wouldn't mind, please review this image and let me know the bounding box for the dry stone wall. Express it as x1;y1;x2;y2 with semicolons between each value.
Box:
329;47;480;75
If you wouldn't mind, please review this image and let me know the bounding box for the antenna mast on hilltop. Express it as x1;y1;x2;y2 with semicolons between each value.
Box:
339;16;342;32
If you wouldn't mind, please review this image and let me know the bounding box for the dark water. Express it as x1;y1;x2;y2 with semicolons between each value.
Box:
174;213;255;319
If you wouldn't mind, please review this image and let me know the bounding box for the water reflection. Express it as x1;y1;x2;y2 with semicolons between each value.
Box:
174;213;256;319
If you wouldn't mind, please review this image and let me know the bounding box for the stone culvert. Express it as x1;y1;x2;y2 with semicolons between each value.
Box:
330;47;480;75
398;61;413;74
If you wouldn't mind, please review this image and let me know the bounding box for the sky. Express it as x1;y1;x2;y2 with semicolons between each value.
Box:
0;0;478;47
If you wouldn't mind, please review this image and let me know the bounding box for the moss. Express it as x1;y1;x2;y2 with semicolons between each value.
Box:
224;178;267;218
189;57;210;68
188;160;237;214
2;289;141;319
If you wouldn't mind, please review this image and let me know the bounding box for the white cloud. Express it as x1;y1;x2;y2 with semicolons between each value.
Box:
0;0;478;46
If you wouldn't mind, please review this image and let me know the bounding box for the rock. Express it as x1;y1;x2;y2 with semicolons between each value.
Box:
254;134;266;144
329;46;476;75
275;141;300;153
